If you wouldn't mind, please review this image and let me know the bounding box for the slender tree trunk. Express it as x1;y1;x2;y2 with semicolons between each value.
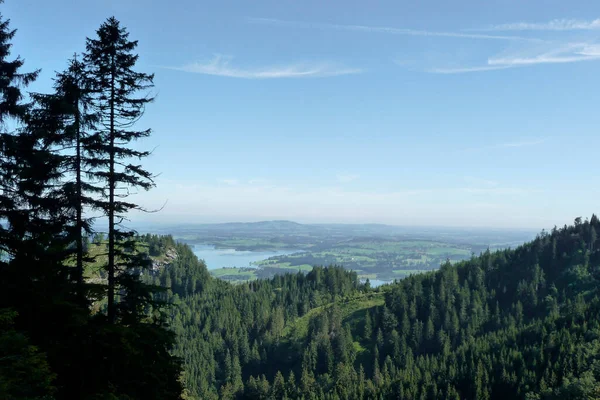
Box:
107;53;116;324
74;77;87;397
74;67;84;301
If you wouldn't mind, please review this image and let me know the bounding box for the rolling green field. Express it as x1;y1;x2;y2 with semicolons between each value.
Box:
252;239;472;281
205;239;471;283
209;267;257;281
163;220;535;284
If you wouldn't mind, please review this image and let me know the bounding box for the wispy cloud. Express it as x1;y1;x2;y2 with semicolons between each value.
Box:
472;18;600;32
463;138;547;152
488;43;600;66
427;65;513;74
220;178;274;187
463;177;499;188
248;178;270;185
220;179;240;186
167;55;361;79
457;187;537;195
462;138;547;152
336;174;360;183
499;139;547;148
427;42;600;73
248;17;535;41
246;16;600;75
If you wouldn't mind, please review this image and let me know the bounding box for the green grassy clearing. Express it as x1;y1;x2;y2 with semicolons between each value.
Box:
210;267;257;278
283;292;385;341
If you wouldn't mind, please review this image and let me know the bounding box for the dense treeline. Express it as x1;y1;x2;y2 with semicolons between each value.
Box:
0;5;182;399
158;216;600;399
363;216;600;399
140;233;359;398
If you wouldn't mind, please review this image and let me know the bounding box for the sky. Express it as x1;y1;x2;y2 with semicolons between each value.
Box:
5;0;600;230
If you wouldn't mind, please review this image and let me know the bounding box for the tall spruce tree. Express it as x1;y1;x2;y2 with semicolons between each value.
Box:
81;18;183;399
0;0;67;326
84;17;155;323
0;2;38;259
43;55;101;300
13;76;89;400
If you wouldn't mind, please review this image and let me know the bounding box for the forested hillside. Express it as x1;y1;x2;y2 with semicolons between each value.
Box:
151;216;600;399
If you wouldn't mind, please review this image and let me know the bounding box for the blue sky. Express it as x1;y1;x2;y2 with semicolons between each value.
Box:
6;0;600;229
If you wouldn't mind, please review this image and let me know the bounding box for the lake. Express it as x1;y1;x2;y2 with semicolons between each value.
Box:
192;244;299;270
360;278;391;288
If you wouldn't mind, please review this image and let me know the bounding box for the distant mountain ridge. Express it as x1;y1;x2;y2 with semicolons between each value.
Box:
147;219;537;248
147;219;536;232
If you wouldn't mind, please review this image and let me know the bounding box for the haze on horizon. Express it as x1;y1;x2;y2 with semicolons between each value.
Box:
11;0;600;231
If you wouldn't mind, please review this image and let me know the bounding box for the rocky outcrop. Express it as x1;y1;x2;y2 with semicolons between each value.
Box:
151;247;178;272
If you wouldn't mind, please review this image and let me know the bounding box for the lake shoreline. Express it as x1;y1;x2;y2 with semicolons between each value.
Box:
191;243;301;270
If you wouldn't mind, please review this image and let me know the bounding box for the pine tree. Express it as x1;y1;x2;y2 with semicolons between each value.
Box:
53;55;99;296
81;17;182;399
364;309;372;340
30;54;101;301
84;16;155;323
0;0;39;260
287;370;297;399
271;371;286;399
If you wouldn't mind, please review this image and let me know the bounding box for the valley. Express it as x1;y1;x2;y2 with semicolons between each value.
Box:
149;220;537;283
148;216;600;399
